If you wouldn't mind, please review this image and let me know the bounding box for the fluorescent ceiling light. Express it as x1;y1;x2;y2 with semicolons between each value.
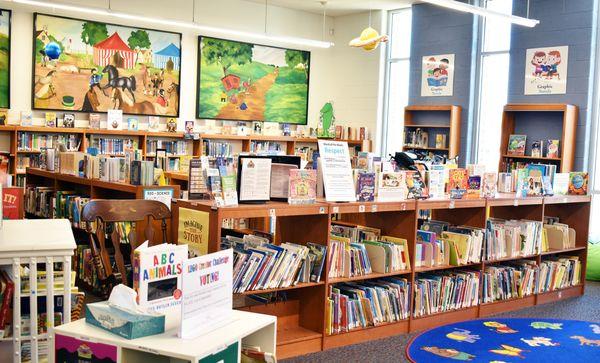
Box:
421;0;539;28
10;0;334;48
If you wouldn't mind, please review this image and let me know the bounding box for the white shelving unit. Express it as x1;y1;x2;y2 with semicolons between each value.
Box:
53;309;276;363
0;219;76;363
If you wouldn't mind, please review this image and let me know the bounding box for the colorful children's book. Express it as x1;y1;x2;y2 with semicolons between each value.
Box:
63;113;75;128
482;172;498;198
542;175;554;196
288;169;317;205
546;139;560;158
133;242;188;330
128;118;139;131
427;170;445;199
466;175;481;198
406;171;427;199
45;112;57;127
378;171;408;201
515;168;529;198
448;168;468;192
531;140;543;157
526;175;543;196
20;111;33;127
568;172;588;195
221;175;238;206
553;173;570;195
107;109;123;130
89;113;100;129
149;116;160;131
507;134;527;156
356;171;375;202
498;172;513;193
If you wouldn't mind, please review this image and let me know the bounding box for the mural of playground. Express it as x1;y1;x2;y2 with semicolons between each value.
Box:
32;14;181;116
197;36;310;125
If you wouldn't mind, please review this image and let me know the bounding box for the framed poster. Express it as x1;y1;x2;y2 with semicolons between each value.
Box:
524;45;568;95
32;13;182;116
421;54;455;97
197;36;310;124
0;9;10;109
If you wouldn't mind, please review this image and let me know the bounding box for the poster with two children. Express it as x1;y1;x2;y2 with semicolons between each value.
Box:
525;45;568;95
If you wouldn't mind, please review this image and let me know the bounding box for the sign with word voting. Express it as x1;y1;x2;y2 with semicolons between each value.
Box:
179;249;233;339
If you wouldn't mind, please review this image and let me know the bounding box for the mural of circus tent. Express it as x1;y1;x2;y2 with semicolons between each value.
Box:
153;43;180;70
93;32;135;69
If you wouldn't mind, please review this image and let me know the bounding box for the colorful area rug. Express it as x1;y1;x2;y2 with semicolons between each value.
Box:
407;318;600;362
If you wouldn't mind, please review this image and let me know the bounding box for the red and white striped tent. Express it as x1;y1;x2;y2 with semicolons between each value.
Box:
93;32;135;69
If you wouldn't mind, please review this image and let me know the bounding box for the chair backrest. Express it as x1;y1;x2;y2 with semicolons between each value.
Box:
81;199;172;289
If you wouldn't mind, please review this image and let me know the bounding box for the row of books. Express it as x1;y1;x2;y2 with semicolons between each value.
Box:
16;154;42;172
326;278;410;334
74;245;101;292
89;137;137;156
485;219;543;260
249;141;284;155
203;140;234;157
538;256;581;293
543;217;576;251
17;132;81;152
413;270;480;318
416;221;484;268
482;261;538;303
222;234;327;293
24;187;89;228
146;139;187;155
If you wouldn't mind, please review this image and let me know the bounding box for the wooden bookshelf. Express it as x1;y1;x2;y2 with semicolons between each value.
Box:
402;105;461;159
499;103;578;172
25;168;180;245
171;194;591;358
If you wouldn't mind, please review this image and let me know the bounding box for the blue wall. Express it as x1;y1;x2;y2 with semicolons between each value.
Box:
408;3;475;164
508;0;595;170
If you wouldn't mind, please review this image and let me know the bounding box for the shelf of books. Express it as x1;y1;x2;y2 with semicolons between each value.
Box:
402;105;461;159
499;103;577;173
171;193;590;359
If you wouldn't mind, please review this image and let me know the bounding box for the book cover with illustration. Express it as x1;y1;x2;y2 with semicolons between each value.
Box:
288;169;317;205
133;242;188;330
482;172;498;198
466;175;481;198
356;171;375;202
448;168;468;192
546;139;560;158
568;172;588;195
378;171;408;201
507;134;527;156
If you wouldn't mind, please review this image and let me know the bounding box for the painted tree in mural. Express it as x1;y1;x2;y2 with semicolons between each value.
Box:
81;21;108;62
128;29;151;64
202;38;253;77
285;49;309;78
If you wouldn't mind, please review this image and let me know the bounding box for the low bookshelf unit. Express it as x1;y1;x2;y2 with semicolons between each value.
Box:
172;194;590;359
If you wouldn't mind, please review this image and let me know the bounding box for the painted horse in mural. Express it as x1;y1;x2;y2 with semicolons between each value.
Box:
81;87;100;112
102;65;137;103
110;88;156;115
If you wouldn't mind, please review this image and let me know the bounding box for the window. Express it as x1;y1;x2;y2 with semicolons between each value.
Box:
381;8;412;157
474;0;513;170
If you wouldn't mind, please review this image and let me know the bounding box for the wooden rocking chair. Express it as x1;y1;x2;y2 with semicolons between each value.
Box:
81;199;171;296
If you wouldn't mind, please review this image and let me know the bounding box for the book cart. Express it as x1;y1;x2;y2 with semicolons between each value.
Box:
172;194;591;359
0;219;76;363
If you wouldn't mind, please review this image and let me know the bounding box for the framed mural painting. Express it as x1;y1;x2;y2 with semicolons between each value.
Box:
32;13;182;117
197;36;310;125
0;9;10;109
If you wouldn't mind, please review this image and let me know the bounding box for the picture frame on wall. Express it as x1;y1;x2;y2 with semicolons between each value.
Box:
524;45;568;95
31;13;182;117
196;36;310;125
421;54;455;97
0;9;11;109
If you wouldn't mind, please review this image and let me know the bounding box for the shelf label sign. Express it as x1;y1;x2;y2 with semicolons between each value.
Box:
143;188;174;210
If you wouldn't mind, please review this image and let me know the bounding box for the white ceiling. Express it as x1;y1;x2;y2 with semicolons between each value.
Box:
245;0;415;17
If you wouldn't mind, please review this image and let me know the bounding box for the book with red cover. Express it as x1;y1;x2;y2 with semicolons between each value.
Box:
3;187;24;219
0;270;14;333
448;168;468;192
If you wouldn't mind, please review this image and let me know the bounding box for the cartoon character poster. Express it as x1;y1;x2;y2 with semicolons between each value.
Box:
524;45;568;95
421;54;455;97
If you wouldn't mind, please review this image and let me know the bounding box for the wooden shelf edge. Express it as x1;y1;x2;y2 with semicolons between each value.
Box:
235;281;325;296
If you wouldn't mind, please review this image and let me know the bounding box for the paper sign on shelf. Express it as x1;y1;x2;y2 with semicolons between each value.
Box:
317;140;356;202
177;208;209;257
143;188;174;210
179;249;233;339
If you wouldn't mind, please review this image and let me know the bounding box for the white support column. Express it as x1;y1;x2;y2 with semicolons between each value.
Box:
29;258;38;362
63;256;71;325
12;258;21;363
45;257;54;363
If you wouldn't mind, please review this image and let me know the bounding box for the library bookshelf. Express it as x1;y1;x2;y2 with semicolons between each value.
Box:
25;168;180;245
499;103;578;173
172;194;591;359
403;105;461;159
